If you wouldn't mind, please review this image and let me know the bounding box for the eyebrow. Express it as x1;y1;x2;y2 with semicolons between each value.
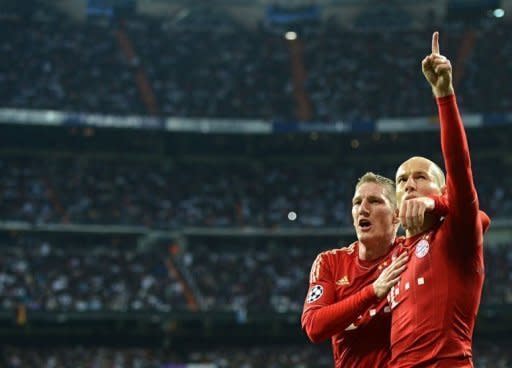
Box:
396;174;407;182
397;170;429;181
352;195;383;203
412;170;430;176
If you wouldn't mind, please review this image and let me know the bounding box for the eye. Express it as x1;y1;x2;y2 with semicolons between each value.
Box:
397;177;406;184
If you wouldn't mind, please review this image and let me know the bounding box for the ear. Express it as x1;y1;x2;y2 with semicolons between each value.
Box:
440;185;447;195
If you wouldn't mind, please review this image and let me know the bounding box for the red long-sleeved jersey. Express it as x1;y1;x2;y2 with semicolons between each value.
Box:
301;242;397;368
388;95;490;367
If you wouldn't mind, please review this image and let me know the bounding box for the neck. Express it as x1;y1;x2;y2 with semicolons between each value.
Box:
406;213;437;238
359;235;395;261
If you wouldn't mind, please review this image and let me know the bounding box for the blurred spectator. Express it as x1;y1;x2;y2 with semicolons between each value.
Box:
303;22;466;122
3;342;510;368
460;20;512;114
0;234;186;312
0;8;143;115
182;238;329;313
184;238;512;313
126;17;294;120
0;155;511;229
2;8;511;121
0;156;356;228
1;233;509;314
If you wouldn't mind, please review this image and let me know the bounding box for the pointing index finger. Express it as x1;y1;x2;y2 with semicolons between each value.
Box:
432;31;440;55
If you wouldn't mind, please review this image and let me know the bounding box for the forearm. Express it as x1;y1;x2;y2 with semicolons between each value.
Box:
301;284;378;343
437;95;479;212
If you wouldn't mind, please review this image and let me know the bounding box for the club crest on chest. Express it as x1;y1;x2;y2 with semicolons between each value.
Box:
415;239;430;258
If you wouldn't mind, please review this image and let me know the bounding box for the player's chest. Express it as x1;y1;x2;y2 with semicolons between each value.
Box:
401;234;443;275
333;262;388;299
389;236;444;309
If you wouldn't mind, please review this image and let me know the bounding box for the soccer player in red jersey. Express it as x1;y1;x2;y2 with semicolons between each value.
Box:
301;172;410;368
388;32;490;367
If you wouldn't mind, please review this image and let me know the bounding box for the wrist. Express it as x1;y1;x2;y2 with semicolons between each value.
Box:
432;86;454;98
425;197;435;211
372;282;383;300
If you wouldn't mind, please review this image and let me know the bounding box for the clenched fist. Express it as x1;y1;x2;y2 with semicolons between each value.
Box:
399;196;435;233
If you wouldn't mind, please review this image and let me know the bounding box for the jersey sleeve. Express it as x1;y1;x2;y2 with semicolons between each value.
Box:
430;194;449;217
301;252;379;343
479;210;491;233
430;194;490;233
437;95;486;250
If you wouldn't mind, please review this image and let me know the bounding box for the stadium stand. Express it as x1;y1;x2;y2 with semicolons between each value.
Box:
1;7;510;121
3;342;511;367
1;1;511;367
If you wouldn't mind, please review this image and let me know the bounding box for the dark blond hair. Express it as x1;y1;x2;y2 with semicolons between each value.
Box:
355;172;397;209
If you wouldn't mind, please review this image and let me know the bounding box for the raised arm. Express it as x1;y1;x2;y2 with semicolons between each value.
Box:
421;32;481;231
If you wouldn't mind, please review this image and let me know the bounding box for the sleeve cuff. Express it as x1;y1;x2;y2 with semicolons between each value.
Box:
436;94;456;106
429;194;449;217
361;284;379;304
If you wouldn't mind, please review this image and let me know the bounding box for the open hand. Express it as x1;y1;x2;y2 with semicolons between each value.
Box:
373;252;408;299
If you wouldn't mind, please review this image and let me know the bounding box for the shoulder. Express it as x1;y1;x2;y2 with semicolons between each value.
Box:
309;243;356;283
315;242;356;262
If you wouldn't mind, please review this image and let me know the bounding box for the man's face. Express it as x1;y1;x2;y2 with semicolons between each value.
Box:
352;182;398;245
395;157;443;207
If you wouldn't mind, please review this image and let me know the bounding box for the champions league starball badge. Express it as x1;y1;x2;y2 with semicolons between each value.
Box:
415;239;430;258
306;285;324;303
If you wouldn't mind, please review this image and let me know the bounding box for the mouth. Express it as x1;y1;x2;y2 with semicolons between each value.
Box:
358;218;372;232
404;194;417;201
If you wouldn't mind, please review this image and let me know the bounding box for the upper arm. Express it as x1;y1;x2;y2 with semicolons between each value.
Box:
303;252;336;311
437;96;482;241
433;194;490;232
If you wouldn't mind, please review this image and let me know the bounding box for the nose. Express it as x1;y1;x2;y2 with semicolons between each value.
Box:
404;176;416;192
359;199;371;215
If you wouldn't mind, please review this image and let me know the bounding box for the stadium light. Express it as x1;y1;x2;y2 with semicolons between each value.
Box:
285;31;297;40
493;8;505;18
288;211;297;221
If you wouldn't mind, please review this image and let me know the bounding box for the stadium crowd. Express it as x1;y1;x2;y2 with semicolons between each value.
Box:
185;239;512;313
3;343;511;368
1;156;511;229
125;17;294;120
0;232;510;314
0;233;185;312
303;23;465;121
183;238;326;313
1;4;511;368
0;157;354;228
1;8;511;121
0;9;143;115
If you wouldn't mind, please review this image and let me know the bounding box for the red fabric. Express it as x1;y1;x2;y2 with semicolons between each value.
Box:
388;95;489;367
431;194;490;232
301;242;396;368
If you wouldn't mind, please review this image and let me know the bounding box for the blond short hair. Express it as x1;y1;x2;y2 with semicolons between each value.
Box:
355;172;397;209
